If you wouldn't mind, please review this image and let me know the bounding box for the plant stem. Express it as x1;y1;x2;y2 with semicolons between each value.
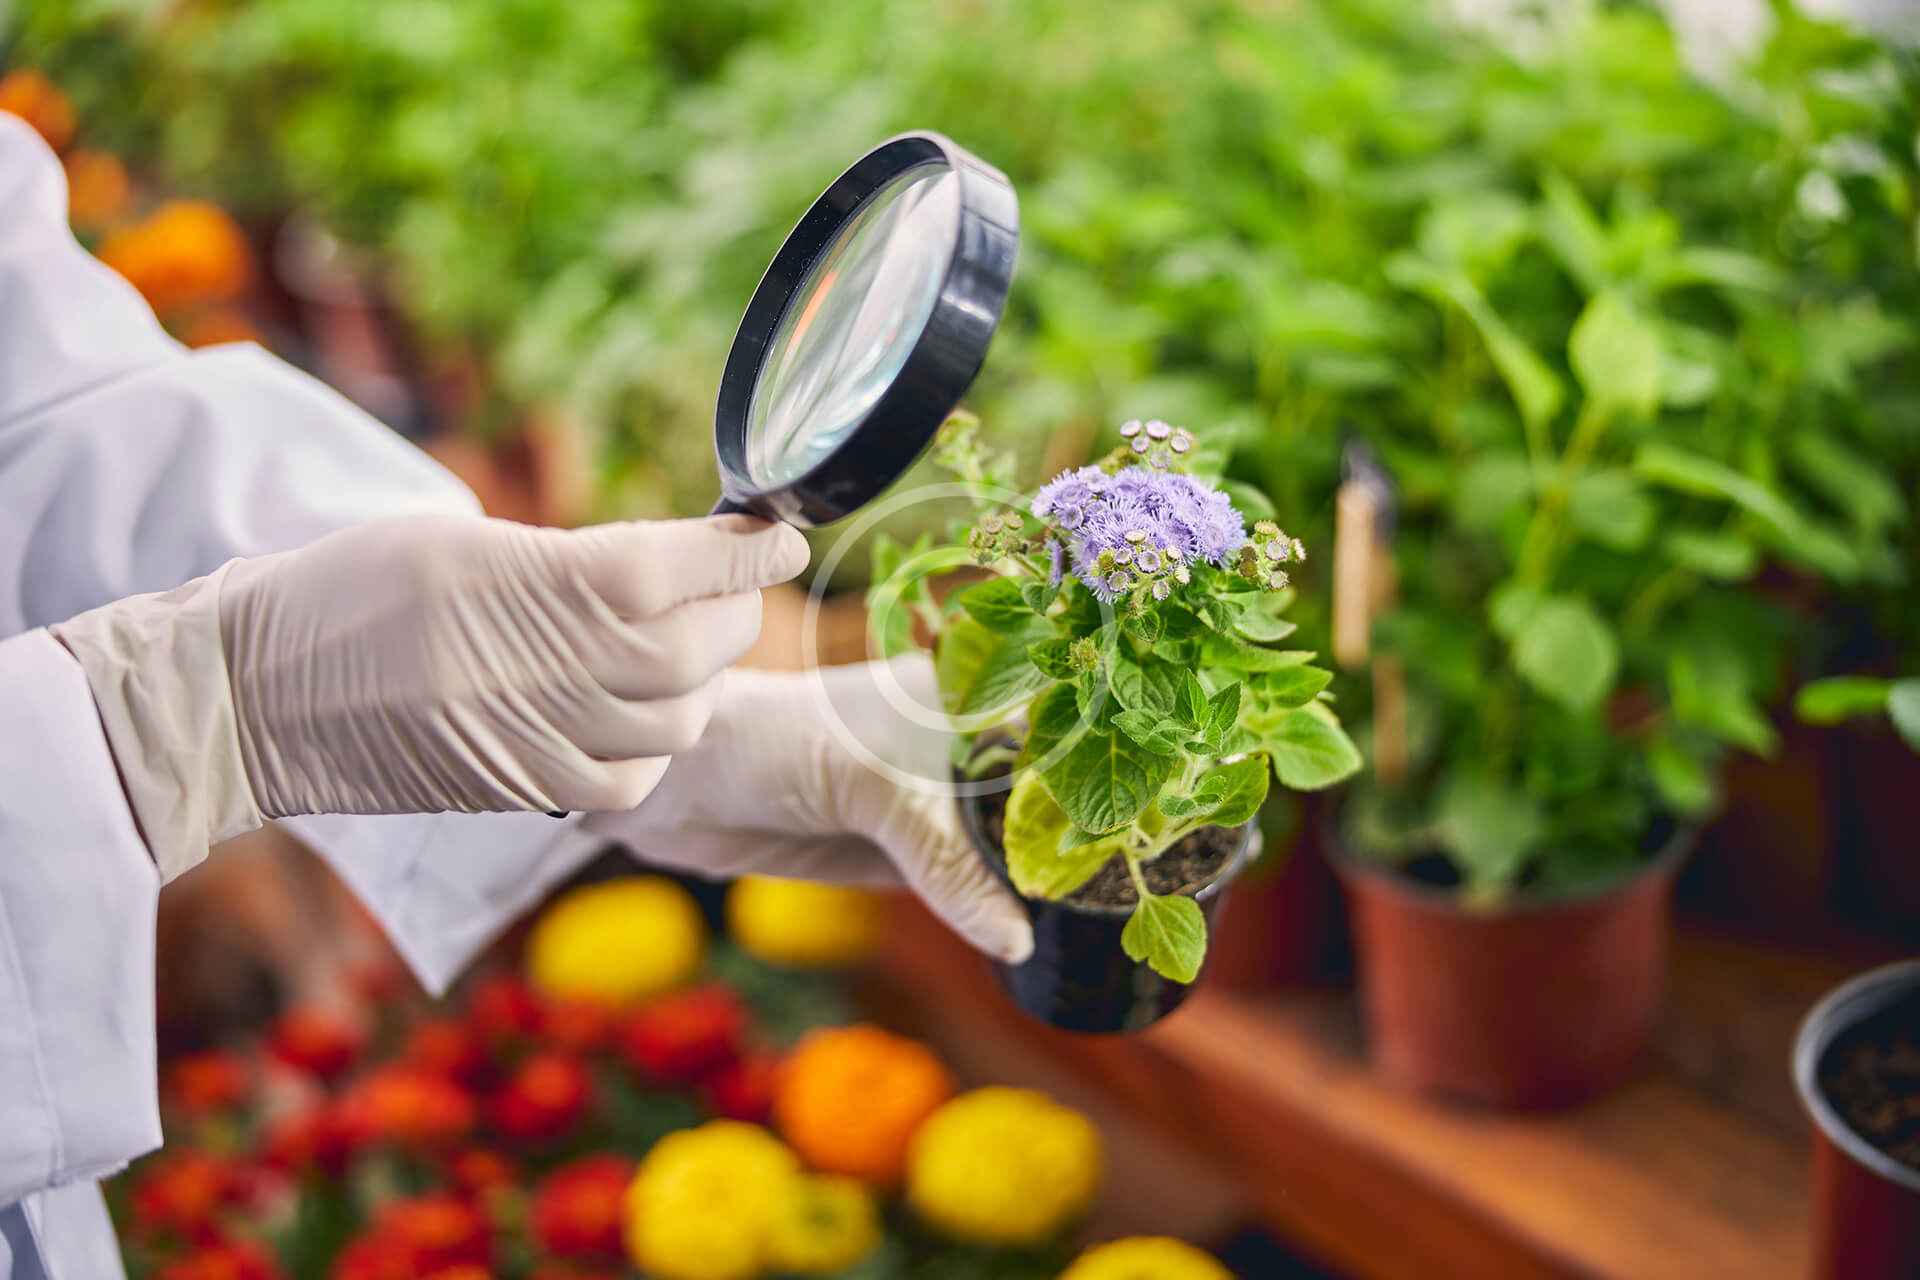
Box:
1516;399;1614;588
1622;565;1694;635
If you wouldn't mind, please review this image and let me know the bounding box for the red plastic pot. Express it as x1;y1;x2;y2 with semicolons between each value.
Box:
1333;831;1689;1110
1794;960;1920;1280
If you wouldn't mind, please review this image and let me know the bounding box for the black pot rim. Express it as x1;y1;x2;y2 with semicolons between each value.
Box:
1792;958;1920;1195
1325;819;1695;917
956;788;1261;919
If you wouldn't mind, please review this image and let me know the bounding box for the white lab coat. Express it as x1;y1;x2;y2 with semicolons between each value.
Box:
0;115;611;1277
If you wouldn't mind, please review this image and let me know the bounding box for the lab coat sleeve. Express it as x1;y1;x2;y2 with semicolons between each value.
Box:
0;629;162;1205
0;119;606;1019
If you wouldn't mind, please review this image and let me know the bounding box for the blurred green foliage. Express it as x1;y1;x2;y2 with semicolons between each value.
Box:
10;0;1917;891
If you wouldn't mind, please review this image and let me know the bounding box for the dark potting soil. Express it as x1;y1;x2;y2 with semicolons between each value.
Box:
1821;1006;1920;1173
973;767;1236;909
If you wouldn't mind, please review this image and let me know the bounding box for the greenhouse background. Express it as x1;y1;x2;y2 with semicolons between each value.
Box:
2;0;1918;1276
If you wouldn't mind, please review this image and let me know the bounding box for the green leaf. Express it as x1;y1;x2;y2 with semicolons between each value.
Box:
1120;892;1207;984
1159;792;1201;818
1888;680;1920;754
1020;578;1061;614
1647;735;1716;817
1177;672;1210;728
1250;664;1333;709
1634;443;1803;540
1570;291;1663;419
1655;246;1788;295
934;617;998;715
1027;638;1077;680
1017;683;1088;772
1042;728;1175;835
1110;655;1181;716
1435;773;1545;890
1075;663;1112;726
1512;597;1618;713
1568;470;1655;551
1385;255;1564;432
1219;479;1277;522
1001;772;1124;900
1663;529;1758;582
865;532;933;660
1122;608;1163;647
1200;597;1246;633
1180;756;1271;827
957;622;1055;717
1794;676;1892;725
957;578;1036;633
1251;704;1362;790
1200;633;1315;671
1670;650;1777;755
1538;171;1610;294
1789;432;1906;533
1112;709;1187;756
1233;609;1298;643
1204;682;1244;743
1489;582;1545;640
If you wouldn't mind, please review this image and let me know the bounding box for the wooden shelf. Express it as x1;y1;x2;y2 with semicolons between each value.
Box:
867;905;1886;1279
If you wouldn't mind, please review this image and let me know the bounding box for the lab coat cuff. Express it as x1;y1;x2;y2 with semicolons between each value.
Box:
49;563;263;881
0;631;163;1200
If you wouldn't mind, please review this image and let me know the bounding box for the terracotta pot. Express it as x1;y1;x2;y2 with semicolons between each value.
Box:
959;793;1258;1034
1794;960;1920;1280
1333;830;1690;1109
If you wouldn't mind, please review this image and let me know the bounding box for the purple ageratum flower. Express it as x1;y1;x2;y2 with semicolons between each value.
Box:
1169;479;1247;564
1037;462;1249;599
1046;539;1065;588
1031;465;1108;522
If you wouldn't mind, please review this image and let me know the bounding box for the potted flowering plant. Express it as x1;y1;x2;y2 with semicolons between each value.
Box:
869;418;1357;1033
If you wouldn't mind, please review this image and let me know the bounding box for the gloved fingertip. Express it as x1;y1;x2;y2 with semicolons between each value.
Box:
766;521;811;581
1000;918;1036;965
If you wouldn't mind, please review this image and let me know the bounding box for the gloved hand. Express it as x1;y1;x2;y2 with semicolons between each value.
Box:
584;655;1035;964
51;513;808;880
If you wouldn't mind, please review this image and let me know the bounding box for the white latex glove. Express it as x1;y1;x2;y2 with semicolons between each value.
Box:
585;655;1036;964
51;513;807;881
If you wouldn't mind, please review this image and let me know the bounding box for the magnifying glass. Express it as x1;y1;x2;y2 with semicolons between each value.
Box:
551;133;1016;816
710;130;1018;524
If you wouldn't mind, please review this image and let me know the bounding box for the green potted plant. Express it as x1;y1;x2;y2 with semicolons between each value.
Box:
869;417;1356;1033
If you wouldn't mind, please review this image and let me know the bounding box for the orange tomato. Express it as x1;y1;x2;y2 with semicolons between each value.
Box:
773;1025;954;1185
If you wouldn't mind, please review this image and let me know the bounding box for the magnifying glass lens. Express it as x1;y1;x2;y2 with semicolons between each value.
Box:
746;161;960;488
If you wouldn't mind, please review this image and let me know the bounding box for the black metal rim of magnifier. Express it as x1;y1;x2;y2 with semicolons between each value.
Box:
711;131;1019;527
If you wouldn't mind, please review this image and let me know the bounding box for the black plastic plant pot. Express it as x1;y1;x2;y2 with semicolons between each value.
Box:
958;792;1259;1035
1793;959;1920;1280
